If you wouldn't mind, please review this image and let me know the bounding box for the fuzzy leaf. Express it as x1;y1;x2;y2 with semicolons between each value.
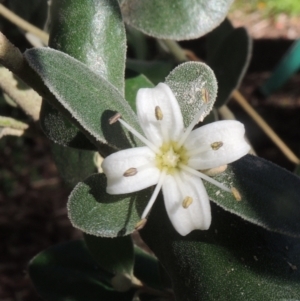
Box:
120;0;234;40
29;240;134;301
25;48;141;153
68;173;151;237
141;198;300;301
40;0;126;149
205;155;300;237
208;27;252;107
165;62;218;127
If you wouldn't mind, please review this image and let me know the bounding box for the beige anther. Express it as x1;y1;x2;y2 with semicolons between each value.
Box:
135;218;147;230
155;106;163;120
109;112;121;124
231;187;242;201
211;141;223;150
201;88;209;103
123;167;137;177
182;196;193;208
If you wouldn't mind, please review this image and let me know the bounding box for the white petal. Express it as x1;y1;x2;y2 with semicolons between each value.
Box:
162;172;211;236
136;83;184;146
185;120;250;170
102;147;160;194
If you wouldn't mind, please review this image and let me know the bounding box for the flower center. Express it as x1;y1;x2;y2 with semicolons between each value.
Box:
156;141;188;174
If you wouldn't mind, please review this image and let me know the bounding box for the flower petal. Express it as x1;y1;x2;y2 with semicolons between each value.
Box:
162;172;211;236
136;83;184;147
185;120;250;170
102;147;160;194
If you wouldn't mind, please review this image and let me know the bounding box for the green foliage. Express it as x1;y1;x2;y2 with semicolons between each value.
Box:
141;199;300;301
67;173;151;237
29;240;135;301
25;48;141;154
120;0;234;40
39;0;126;149
165;62;218;127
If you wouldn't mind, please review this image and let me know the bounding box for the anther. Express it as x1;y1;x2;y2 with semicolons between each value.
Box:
231;187;241;201
155;106;163;120
109;112;121;124
211;141;223;150
182;196;193;208
135;218;147;230
123;167;137;177
201;88;209;103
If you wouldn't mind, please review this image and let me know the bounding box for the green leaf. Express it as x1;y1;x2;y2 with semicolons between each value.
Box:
165;61;218;127
207;27;252;107
125;74;154;112
68;173;151;237
205;155;300;237
84;234;134;275
50;0;126;92
25;48;141;153
141;198;300;301
126;59;175;85
40;0;126;149
51;143;98;187
120;0;234;40
29;240;134;301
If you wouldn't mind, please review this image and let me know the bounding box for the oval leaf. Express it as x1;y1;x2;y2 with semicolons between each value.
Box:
29;240;134;301
208;27;252;107
41;0;126;149
67;173;151;237
165;61;218;127
141;198;300;301
120;0;234;40
25;48;142;152
205;155;300;237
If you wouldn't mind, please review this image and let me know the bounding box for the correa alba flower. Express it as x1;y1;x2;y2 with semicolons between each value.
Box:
102;83;250;236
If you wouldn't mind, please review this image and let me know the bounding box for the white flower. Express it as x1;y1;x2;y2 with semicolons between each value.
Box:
102;83;250;236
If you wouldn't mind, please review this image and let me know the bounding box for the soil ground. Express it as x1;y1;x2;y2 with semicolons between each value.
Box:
1;10;300;301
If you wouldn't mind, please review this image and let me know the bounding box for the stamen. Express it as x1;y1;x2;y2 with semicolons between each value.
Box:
201;165;227;177
155;106;163;120
231;187;242;201
211;141;223;150
179;163;231;192
118;118;161;154
141;169;167;219
108;112;121;124
182;196;193;208
201;88;209;103
177;104;207;147
123;167;137;177
135;218;147;230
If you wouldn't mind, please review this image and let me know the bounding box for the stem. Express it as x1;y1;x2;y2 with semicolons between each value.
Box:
0;4;49;44
232;90;300;164
159;39;188;62
0;66;41;120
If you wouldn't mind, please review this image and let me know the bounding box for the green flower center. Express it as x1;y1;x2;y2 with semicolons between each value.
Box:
156;141;189;174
